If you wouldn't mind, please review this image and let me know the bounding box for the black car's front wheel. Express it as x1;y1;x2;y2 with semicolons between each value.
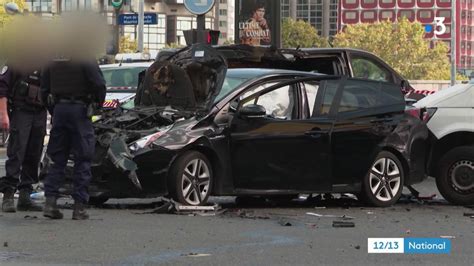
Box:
362;151;404;207
169;151;213;206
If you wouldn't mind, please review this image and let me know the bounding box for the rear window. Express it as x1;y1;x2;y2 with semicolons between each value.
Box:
102;67;147;88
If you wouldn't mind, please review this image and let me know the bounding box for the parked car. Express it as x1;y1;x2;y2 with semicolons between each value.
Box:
100;62;152;109
415;84;474;205
40;44;429;207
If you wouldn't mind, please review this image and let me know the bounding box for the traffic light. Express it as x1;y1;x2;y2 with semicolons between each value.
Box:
206;30;220;45
183;30;220;45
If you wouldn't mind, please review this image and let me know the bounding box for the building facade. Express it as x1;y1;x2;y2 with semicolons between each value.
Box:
281;0;339;37
339;0;474;75
22;0;236;52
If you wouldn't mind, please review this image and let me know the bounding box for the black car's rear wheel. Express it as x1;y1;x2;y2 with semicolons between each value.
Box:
362;151;404;207
437;146;474;205
168;151;213;206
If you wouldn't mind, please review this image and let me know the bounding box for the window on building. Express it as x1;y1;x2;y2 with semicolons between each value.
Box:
363;11;375;19
219;21;227;27
381;11;394;19
419;10;432;18
382;0;394;3
462;42;466;49
345;0;357;3
219;0;227;3
399;10;414;20
123;13;166;52
345;11;357;19
363;0;375;3
438;10;451;18
26;0;52;12
219;9;227;16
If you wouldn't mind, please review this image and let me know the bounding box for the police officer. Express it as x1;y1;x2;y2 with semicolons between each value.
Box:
0;64;47;213
41;58;105;220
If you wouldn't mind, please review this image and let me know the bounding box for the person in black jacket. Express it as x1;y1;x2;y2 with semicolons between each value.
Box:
0;65;46;213
41;58;105;220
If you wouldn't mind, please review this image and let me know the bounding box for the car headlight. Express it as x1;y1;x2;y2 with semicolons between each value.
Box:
129;125;172;152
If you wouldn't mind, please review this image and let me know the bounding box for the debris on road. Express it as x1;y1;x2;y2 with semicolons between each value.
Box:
23;215;38;220
332;221;355;228
463;213;474;217
440;235;456;239
406;229;411;235
3;242;7;247
278;219;292;226
306;212;355;220
141;198;220;216
354;245;361;250
181;253;212;258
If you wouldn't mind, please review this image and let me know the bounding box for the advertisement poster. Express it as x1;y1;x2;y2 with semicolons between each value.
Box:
235;0;280;47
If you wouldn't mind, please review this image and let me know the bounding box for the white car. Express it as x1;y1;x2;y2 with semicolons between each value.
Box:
100;62;152;108
415;84;474;205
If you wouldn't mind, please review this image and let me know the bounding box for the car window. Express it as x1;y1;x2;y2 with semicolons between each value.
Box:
102;67;147;87
338;79;404;114
301;81;319;117
351;56;393;83
214;76;250;103
242;84;297;120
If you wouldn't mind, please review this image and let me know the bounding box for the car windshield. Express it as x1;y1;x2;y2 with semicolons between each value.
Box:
102;67;147;88
120;74;250;110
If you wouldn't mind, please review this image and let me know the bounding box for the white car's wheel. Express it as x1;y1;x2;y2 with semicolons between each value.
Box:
362;151;404;207
437;146;474;205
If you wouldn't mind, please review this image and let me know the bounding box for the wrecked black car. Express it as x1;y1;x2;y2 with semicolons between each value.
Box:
41;44;429;207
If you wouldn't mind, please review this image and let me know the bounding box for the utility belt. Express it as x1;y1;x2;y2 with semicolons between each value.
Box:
52;95;98;118
12;80;44;108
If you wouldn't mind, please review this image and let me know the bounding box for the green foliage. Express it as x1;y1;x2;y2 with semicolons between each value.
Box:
281;18;329;48
0;0;26;27
332;18;455;80
119;35;137;53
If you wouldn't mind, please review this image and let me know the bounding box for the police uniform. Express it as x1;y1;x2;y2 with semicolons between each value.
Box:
0;65;47;212
41;59;106;220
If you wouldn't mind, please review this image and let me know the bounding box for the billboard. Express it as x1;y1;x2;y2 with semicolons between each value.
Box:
235;0;281;47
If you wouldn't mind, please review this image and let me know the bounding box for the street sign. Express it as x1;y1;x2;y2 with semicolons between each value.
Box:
118;13;158;25
111;0;123;9
184;0;215;15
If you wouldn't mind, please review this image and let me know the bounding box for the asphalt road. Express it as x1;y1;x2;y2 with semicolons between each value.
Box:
0;150;473;265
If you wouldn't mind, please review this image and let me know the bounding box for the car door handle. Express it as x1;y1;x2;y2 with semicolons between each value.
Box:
304;130;325;137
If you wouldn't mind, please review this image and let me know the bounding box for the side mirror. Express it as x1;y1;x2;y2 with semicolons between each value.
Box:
239;104;266;118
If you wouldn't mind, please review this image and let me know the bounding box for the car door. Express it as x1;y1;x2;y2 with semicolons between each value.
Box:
229;78;336;191
330;78;406;186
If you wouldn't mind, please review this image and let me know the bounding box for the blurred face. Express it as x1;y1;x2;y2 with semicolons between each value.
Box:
254;7;265;20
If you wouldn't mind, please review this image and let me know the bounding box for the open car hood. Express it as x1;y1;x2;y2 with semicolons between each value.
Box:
135;44;227;111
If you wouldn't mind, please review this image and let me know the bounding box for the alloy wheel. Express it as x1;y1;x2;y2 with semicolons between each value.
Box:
181;158;211;205
369;158;402;202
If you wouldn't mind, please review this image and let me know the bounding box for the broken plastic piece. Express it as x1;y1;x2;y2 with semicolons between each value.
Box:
332;221;355;228
306;212;355;220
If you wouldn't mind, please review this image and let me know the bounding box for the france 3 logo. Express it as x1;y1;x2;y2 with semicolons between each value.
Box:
425;17;447;36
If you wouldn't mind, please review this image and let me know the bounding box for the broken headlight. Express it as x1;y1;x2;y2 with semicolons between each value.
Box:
129;125;172;152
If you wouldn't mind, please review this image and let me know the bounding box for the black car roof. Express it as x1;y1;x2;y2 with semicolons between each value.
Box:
226;68;322;79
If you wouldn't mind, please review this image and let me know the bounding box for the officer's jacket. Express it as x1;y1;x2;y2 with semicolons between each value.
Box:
0;66;44;109
41;59;106;106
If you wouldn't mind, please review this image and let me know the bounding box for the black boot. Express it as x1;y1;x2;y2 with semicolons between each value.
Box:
1;190;16;213
72;202;89;220
17;189;43;212
43;197;63;219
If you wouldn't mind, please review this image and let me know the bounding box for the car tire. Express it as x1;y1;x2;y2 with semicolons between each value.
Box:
437;146;474;206
168;151;213;206
88;197;109;206
362;151;404;207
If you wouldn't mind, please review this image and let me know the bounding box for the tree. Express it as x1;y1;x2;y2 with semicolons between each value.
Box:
0;0;26;28
332;18;462;80
119;35;137;53
281;18;329;48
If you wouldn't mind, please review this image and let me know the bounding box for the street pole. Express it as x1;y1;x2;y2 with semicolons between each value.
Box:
451;0;456;86
137;0;144;52
196;14;205;43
